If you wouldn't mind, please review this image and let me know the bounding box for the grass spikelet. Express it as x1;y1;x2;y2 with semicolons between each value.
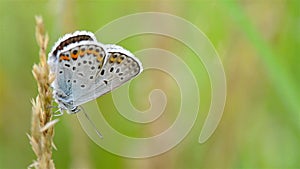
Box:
28;15;56;169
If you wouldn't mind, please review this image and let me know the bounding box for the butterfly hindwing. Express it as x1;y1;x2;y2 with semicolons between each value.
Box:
72;44;142;106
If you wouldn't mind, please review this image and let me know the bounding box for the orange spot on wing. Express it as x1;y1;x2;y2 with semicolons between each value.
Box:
64;56;70;61
109;56;115;63
79;50;85;57
71;53;78;60
93;50;99;56
59;54;70;61
87;48;93;55
116;57;123;64
97;55;103;63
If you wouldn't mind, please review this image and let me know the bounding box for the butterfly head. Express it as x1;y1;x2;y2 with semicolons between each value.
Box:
57;99;80;114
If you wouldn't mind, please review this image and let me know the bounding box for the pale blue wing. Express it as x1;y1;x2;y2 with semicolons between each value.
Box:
52;42;106;110
72;44;143;106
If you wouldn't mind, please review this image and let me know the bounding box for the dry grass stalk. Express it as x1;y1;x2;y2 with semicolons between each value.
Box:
28;15;57;169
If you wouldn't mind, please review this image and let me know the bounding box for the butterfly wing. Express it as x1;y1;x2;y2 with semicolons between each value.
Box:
67;42;107;106
73;44;143;106
51;41;107;110
51;57;74;110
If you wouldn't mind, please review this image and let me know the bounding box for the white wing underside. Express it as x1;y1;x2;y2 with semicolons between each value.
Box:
72;44;142;106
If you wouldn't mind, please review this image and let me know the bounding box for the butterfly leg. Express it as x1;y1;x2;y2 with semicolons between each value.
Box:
53;109;64;116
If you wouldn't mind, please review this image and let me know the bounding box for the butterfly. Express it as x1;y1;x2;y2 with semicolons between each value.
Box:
48;31;143;115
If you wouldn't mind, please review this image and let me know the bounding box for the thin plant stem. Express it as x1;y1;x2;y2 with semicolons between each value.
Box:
28;16;58;169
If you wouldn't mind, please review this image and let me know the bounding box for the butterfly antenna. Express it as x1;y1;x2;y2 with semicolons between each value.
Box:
80;106;103;139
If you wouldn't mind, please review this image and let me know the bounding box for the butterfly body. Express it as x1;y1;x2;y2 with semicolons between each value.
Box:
48;31;143;114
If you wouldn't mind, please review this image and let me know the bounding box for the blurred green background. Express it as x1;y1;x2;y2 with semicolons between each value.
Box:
0;0;299;168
